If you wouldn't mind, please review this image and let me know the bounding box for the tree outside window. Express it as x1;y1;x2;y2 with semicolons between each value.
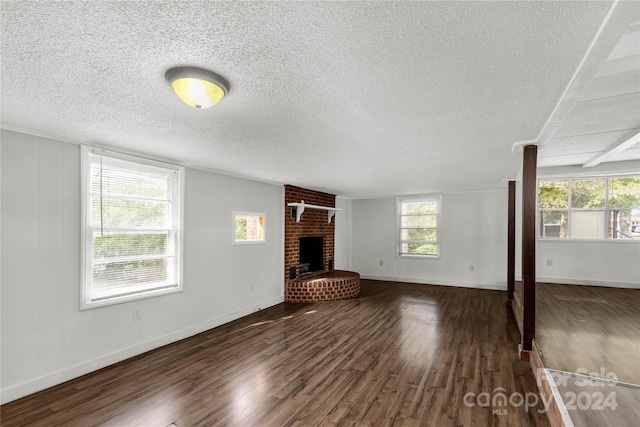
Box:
82;147;183;309
538;176;640;240
398;196;440;256
234;213;265;243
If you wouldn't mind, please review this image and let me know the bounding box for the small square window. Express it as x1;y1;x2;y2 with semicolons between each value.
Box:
234;212;265;244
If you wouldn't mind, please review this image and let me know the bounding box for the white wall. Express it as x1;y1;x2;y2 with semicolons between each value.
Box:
536;240;639;288
513;164;640;289
0;130;285;403
352;190;508;289
334;196;352;270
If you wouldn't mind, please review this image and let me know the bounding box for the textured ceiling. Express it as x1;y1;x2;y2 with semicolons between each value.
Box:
1;1;633;198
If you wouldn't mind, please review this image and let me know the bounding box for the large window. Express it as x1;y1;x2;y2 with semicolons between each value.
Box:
398;196;440;257
538;176;640;240
81;147;183;308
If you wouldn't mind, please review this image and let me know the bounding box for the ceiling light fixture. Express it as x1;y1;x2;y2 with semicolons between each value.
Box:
165;66;230;109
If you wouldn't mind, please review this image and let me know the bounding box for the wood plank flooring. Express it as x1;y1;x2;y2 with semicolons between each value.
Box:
528;282;640;385
1;280;549;427
514;281;640;426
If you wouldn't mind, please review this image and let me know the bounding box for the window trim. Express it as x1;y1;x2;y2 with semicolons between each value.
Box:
396;195;442;259
537;175;640;242
232;211;266;245
80;146;184;310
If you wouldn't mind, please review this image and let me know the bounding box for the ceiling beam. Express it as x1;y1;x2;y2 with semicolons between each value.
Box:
534;0;638;146
582;129;640;168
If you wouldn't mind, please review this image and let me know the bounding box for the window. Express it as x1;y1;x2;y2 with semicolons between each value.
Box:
233;212;265;244
538;176;640;240
81;147;183;308
398;196;440;257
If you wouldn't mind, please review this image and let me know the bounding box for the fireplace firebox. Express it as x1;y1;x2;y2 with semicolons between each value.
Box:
299;236;323;274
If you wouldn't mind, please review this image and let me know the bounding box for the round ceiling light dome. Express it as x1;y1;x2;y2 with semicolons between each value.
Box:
165;66;230;109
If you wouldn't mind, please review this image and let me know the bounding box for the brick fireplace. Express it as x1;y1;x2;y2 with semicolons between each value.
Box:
284;185;360;302
284;185;335;280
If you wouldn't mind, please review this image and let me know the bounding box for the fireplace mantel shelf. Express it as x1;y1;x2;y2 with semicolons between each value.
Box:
287;200;342;223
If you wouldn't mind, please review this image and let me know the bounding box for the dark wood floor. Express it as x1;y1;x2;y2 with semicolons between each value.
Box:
528;282;640;385
514;281;640;427
1;280;549;427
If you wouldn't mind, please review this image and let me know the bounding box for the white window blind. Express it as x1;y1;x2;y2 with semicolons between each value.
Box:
82;147;183;308
398;196;440;257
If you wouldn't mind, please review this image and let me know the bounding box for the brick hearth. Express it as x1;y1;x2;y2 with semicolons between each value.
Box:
286;270;361;303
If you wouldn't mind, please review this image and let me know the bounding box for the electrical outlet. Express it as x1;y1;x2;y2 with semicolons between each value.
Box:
132;307;142;321
250;283;255;292
469;265;475;272
546;259;553;267
379;260;384;266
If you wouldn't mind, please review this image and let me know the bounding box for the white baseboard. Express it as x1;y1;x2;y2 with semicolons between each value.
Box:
529;276;639;290
360;274;507;291
0;296;284;405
